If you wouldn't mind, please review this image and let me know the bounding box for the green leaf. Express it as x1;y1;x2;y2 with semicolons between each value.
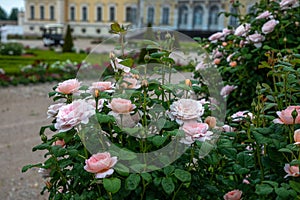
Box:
125;174;141;190
263;181;278;188
278;148;293;154
141;173;152;183
289;180;300;193
150;52;167;58
96;113;115;123
22;163;42;173
255;184;273;196
119;58;134;67
152;135;167;147
32;143;50;151
110;22;121;33
163;165;175;176
174;169;191;183
161;177;175;195
275;187;290;198
115;163;129;176
103;178;121;194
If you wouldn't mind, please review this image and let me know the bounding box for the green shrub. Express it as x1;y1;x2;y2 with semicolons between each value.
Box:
62;24;74;53
0;42;24;56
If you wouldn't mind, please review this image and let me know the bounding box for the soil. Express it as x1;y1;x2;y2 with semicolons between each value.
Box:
0;83;54;200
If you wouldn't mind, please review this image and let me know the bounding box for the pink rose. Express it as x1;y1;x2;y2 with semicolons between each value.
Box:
256;11;272;19
208;32;224;42
247;33;265;48
220;85;237;97
204;116;217;128
280;0;299;9
108;98;136;114
195;61;208;70
89;82;114;95
273;106;300;124
262;19;279;34
110;58;131;73
223;190;243;200
234;23;251;36
284;164;300;178
226;53;235;62
168;99;204;124
56;79;81;94
231;111;253;122
121;77;140;89
53;139;66;147
55;99;95;132
212;49;223;59
47;103;65;118
87;99;104;111
84;152;117;179
180;121;213;144
222;28;233;36
222;125;235;132
294;129;300;145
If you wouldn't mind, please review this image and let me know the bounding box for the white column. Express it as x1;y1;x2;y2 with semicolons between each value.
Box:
187;3;193;30
57;0;65;24
202;3;209;30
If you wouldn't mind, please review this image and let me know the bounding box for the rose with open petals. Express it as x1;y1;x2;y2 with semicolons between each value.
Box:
84;152;117;179
110;58;131;73
220;85;237;97
247;33;265;48
234;23;251;36
180;121;213;144
54;99;95;132
273;106;300;124
262;19;279;34
168;99;204;124
89;81;114;95
208;32;224;42
223;190;243;200
108;98;136;114
256;10;272;19
294;129;300;145
280;0;299;9
56;79;81;94
47;103;65;118
231;111;253;122
121;77;140;89
284;164;300;178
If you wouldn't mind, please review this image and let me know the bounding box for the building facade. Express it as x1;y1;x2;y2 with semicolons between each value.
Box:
22;0;257;37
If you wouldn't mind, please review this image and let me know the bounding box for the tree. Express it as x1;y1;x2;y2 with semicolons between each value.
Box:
62;25;74;52
0;6;8;20
9;8;18;21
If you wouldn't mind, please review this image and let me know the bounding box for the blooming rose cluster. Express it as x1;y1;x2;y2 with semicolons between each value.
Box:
273;105;300;124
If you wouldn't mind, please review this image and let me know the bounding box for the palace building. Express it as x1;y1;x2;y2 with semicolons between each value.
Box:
22;0;257;38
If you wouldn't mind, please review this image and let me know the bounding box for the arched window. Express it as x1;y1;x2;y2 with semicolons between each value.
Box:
229;7;238;27
82;6;88;21
97;6;102;21
109;6;115;21
147;7;154;24
178;5;188;25
162;7;169;25
50;6;55;20
30;5;35;19
208;6;219;26
126;7;137;24
193;6;203;27
70;6;75;21
40;5;44;20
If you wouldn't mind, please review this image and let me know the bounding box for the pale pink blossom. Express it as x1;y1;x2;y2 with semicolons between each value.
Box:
280;0;299;9
242;179;250;184
55;79;81;94
84;152;117;179
234;23;251;36
223;189;243;200
231;111;253;122
47;103;65;118
108;98;136;114
294;129;300;145
87;99;105;111
222;28;233;36
121;77;140;89
89;82;114;95
54;99;95;132
284;164;300;178
195;61;208;71
110;58;131;73
247;33;265;48
208;32;224;42
212;49;223;59
226;53;235;62
180;121;213;144
256;11;273;19
220;85;237;97
222;125;235;132
262;19;279;34
53;139;66;147
273;106;300;124
168;99;204;124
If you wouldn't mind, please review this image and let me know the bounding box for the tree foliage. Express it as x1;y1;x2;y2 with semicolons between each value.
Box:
62;25;74;53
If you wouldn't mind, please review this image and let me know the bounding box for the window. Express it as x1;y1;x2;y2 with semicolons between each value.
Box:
40;6;44;19
50;6;55;20
229;7;238;27
70;6;75;21
30;5;35;19
193;6;203;26
208;6;219;26
162;7;169;25
109;6;115;21
147;7;154;24
97;6;102;21
126;7;137;24
82;6;88;21
178;5;188;25
82;28;86;33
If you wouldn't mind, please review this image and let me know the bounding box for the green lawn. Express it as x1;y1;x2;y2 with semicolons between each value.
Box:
0;49;88;75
